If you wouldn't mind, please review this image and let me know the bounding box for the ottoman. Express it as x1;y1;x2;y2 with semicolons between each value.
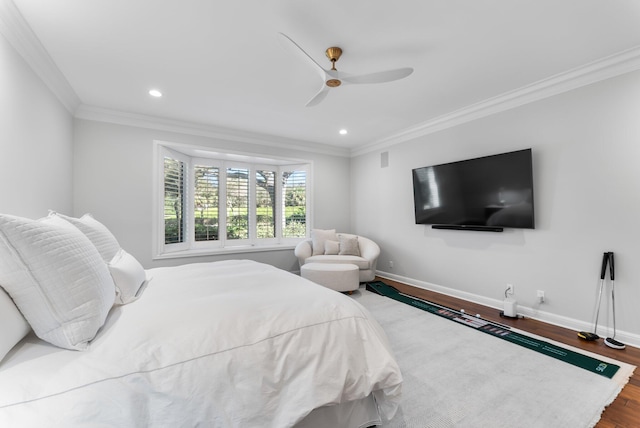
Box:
301;262;359;293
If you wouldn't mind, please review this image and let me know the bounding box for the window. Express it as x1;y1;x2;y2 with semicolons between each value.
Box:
194;164;219;242
256;169;276;239
282;170;307;238
164;157;185;244
155;143;311;257
226;167;250;241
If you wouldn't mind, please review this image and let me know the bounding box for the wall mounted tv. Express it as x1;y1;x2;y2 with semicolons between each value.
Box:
412;149;535;232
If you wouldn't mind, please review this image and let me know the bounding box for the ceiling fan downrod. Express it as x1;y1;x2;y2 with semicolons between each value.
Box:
325;46;342;87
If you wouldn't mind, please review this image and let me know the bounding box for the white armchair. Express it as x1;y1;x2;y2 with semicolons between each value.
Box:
294;232;380;282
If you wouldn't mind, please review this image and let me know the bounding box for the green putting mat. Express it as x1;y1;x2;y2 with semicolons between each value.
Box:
366;281;619;379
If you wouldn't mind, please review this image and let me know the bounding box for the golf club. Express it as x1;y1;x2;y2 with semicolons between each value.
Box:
578;252;608;341
604;252;625;350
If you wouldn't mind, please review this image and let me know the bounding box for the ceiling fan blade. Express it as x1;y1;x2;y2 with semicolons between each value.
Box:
277;32;327;79
305;85;329;107
341;67;414;84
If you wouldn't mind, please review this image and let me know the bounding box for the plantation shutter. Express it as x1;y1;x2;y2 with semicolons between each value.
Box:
164;157;185;244
282;169;307;238
226;167;249;240
256;169;276;239
194;165;219;242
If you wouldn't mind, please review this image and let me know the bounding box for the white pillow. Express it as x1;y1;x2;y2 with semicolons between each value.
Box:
109;249;148;305
0;287;30;363
338;235;361;256
0;213;116;351
324;239;340;255
51;212;121;262
311;229;337;255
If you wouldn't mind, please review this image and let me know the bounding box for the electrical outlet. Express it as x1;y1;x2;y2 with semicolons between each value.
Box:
389;260;394;269
505;284;514;295
537;290;545;303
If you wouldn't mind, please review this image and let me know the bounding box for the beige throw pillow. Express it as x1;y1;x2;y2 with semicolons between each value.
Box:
324;240;340;255
338;235;361;256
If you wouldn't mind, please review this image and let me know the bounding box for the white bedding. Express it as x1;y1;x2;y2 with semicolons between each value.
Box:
0;260;402;427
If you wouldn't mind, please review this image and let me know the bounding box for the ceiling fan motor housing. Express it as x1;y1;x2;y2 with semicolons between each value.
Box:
325;47;343;86
325;47;343;63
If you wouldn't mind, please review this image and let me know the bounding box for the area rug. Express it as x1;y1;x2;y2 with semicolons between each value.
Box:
352;289;635;428
365;281;622;379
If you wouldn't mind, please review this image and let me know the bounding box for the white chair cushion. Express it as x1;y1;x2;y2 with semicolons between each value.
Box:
305;255;370;270
0;213;116;351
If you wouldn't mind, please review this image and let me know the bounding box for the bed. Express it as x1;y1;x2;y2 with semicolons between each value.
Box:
0;213;402;428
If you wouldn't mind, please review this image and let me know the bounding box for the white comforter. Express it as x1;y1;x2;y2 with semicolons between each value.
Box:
0;260;402;427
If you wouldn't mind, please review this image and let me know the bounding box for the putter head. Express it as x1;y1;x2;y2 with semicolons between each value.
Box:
604;337;625;349
578;331;599;341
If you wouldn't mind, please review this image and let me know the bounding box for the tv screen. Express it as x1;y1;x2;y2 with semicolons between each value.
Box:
412;149;535;230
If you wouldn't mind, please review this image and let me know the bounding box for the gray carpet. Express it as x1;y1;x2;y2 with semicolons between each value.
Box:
352;289;632;428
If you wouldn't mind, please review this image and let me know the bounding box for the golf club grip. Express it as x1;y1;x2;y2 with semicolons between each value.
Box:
609;252;614;280
600;252;608;280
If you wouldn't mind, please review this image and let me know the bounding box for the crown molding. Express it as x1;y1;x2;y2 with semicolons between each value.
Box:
0;0;80;113
75;105;351;158
352;45;640;157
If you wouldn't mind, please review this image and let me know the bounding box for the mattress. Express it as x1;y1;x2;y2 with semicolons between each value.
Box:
0;260;402;427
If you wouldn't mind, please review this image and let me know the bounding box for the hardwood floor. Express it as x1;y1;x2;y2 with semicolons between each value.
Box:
376;277;640;428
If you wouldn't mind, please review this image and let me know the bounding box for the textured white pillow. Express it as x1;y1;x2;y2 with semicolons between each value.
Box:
51;212;121;262
0;287;30;362
311;229;337;255
0;213;116;351
109;249;148;305
338;235;361;256
324;239;340;255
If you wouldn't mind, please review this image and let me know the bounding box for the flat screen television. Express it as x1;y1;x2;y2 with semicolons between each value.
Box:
412;149;535;231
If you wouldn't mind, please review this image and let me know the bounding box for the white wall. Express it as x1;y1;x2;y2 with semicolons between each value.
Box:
352;70;640;344
0;31;73;218
72;119;351;270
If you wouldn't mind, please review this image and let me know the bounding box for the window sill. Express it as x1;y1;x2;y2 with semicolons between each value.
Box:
153;243;298;260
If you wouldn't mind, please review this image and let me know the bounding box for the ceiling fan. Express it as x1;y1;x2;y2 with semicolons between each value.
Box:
278;33;414;107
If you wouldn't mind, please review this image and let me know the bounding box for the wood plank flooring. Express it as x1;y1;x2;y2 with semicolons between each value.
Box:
376;277;640;428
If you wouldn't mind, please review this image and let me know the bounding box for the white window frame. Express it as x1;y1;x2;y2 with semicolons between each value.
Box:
254;164;279;247
157;146;191;254
223;162;252;247
191;157;223;251
279;164;310;246
153;141;312;259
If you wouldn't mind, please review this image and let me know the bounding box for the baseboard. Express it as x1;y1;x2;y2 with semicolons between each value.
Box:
375;270;640;350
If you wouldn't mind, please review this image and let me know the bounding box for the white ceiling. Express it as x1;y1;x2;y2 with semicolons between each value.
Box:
10;0;640;151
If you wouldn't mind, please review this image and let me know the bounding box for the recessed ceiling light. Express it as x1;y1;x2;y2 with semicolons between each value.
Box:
149;89;163;98
339;129;348;135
